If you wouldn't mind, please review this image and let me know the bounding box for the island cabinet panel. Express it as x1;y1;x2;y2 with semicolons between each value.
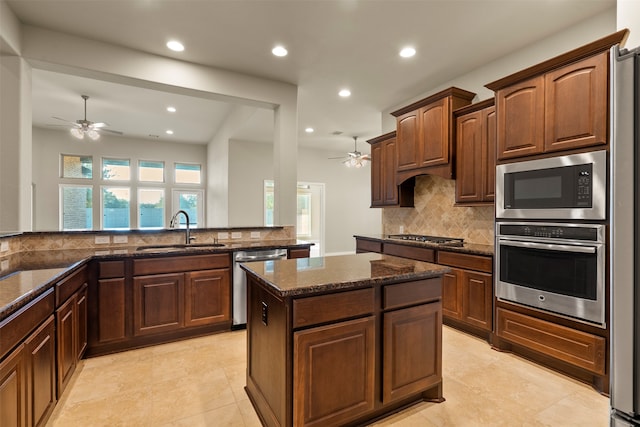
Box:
24;315;56;427
184;269;231;327
293;316;376;427
355;239;382;254
383;303;441;403
293;289;374;329
0;345;26;427
382;278;440;310
287;248;310;259
133;273;185;336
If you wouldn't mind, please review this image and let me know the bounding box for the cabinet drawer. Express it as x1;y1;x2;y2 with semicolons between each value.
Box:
0;289;54;360
293;288;374;329
496;308;605;375
98;261;125;279
383;278;441;310
356;239;382;254
56;265;88;306
383;243;434;262
133;253;230;276
437;251;492;273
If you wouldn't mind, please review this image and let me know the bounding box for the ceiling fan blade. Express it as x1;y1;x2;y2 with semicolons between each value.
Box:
359;154;372;160
99;128;124;135
91;122;109;128
51;116;76;125
328;156;347;160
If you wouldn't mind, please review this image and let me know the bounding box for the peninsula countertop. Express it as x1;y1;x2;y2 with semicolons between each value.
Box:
240;252;451;298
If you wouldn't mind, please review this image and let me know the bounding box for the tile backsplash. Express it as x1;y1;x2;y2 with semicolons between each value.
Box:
382;175;494;245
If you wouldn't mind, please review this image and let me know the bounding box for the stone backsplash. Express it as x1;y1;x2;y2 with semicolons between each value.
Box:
382;175;494;245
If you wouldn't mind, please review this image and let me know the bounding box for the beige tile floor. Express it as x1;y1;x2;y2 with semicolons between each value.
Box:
46;326;609;427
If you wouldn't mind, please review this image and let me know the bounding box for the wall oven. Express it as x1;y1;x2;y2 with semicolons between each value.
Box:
496;150;607;220
496;221;606;327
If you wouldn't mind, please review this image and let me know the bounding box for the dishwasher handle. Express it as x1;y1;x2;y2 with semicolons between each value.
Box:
234;249;288;262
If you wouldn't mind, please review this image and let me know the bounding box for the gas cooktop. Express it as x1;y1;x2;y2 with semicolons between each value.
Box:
387;234;464;247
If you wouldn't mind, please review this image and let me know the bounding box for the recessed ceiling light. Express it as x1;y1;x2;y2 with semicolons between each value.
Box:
166;130;174;135
305;127;314;133
338;89;351;98
166;106;176;113
166;40;184;52
399;47;416;58
272;45;288;57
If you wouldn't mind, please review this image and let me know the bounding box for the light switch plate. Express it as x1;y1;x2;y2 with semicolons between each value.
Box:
231;232;242;239
218;232;229;240
250;231;261;239
0;241;8;252
95;235;110;244
113;235;128;244
1;260;8;271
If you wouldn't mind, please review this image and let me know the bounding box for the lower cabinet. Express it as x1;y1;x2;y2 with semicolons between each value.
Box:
56;284;88;396
0;345;27;427
133;273;185;336
293;316;375;427
25;316;56;427
185;269;231;327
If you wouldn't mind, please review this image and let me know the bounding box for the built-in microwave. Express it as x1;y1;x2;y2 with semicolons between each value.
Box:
496;150;607;220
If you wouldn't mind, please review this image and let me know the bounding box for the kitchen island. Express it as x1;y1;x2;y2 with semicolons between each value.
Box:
241;252;450;427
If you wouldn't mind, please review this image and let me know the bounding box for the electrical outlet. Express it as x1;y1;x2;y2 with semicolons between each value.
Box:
0;241;8;252
231;232;242;239
261;301;268;326
94;235;110;244
250;231;261;239
1;260;8;271
113;235;128;244
399;225;404;234
218;232;229;240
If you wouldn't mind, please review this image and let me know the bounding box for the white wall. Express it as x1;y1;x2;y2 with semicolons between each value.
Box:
228;139;381;254
382;9;617;131
32;127;207;231
618;0;640;48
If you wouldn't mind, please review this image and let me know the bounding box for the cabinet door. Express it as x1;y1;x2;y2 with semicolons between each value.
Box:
461;271;493;331
482;106;497;201
441;269;462;320
544;52;608;153
496;75;544;160
24;316;56;427
396;111;421;171
75;285;88;359
383;303;442;403
370;141;384;206
184;269;231;327
455;110;483;203
96;278;127;343
382;137;399;205
56;295;76;396
420;98;450;167
133;273;184;336
293;316;375;427
0;345;26;427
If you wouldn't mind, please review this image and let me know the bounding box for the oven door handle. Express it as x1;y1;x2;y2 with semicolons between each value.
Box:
499;240;597;254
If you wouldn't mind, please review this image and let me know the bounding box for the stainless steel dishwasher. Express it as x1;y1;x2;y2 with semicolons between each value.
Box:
232;248;288;328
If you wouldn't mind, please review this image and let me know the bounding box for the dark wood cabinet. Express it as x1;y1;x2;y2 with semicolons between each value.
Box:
382;303;441;403
368;132;414;208
75;287;87;360
441;269;462;320
489;48;613;161
55;294;75;396
287;248;310;259
95;277;127;344
455;99;496;205
24;316;56;427
461;270;492;331
1;345;27;427
133;273;185;336
293;316;376;427
184;269;231;327
392;87;475;182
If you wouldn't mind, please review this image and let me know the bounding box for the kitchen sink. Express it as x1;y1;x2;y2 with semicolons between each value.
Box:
136;243;226;252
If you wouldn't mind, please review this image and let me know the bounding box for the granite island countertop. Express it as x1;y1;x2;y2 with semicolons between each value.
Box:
0;239;313;321
354;234;494;256
240;252;451;298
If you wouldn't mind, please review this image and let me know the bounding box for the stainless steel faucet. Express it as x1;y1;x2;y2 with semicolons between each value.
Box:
169;210;193;244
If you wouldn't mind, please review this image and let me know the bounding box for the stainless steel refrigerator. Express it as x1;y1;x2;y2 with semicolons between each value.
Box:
610;44;640;426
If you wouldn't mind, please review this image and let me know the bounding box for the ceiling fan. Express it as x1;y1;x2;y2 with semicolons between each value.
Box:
329;136;371;168
50;95;123;140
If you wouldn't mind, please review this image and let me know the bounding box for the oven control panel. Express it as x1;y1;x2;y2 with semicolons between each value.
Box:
576;165;592;204
498;223;600;242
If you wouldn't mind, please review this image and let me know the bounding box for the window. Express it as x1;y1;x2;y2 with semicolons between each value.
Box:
264;180;275;226
297;191;312;237
139;160;164;182
172;190;203;228
138;188;164;229
175;163;201;184
61;155;92;179
103;158;131;181
102;187;130;229
60;185;93;230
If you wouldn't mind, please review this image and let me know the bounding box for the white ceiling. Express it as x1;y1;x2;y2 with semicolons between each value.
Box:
6;0;616;153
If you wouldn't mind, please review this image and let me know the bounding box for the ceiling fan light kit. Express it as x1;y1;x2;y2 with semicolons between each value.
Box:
342;136;370;168
52;94;122;141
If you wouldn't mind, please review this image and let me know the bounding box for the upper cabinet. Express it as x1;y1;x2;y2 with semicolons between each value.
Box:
391;87;476;182
454;99;496;205
368;132;414;208
486;29;629;161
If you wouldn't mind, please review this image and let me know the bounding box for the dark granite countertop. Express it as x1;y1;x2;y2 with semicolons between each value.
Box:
0;240;313;321
354;234;494;257
240;252;451;298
